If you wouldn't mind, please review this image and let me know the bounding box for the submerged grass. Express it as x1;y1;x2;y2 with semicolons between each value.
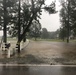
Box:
31;38;76;43
0;54;45;64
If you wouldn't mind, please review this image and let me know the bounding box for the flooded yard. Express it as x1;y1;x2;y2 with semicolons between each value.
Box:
21;41;76;65
0;41;76;65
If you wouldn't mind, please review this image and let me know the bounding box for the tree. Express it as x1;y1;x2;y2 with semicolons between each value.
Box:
0;0;18;44
59;27;67;41
1;0;56;53
10;0;56;53
18;0;56;43
41;28;49;39
29;20;41;40
60;0;71;43
60;0;76;42
69;0;76;37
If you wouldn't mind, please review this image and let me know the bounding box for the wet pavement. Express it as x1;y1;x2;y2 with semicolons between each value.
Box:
0;65;76;75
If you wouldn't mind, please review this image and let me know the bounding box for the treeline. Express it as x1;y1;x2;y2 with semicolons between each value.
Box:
29;27;59;40
59;0;76;43
41;28;59;39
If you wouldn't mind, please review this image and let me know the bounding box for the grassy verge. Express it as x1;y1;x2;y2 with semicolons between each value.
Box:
30;38;64;42
7;37;17;41
1;37;76;43
0;54;45;64
30;38;76;42
38;39;63;42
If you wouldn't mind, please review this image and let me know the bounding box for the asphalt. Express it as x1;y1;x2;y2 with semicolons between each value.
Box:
0;65;76;75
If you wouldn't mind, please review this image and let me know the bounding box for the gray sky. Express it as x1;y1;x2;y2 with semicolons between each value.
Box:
40;0;61;32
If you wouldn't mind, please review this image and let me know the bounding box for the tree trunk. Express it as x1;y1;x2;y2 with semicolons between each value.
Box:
67;0;70;43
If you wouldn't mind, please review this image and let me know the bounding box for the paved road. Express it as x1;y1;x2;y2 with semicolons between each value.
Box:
0;65;76;75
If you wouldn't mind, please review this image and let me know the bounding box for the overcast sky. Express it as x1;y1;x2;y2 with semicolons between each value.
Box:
40;0;61;32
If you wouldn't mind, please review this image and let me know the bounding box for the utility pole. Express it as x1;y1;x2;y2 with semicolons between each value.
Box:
67;0;70;43
3;0;7;44
18;0;21;53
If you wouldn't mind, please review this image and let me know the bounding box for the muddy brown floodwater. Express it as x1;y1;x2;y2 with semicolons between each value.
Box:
22;41;76;65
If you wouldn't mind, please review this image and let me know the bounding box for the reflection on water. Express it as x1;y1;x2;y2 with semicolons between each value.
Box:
0;65;76;75
0;66;29;75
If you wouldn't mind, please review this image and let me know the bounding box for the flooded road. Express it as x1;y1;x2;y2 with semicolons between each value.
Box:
22;41;76;65
0;65;76;75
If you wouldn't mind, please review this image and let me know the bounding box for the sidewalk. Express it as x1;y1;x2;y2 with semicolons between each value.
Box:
0;39;29;58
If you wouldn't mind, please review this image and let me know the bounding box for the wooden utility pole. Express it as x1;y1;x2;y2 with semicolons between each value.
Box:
3;0;7;44
18;0;21;53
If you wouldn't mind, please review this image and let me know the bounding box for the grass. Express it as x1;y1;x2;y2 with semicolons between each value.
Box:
39;39;63;42
30;38;64;42
0;54;45;64
70;39;76;42
0;37;76;43
0;37;17;42
7;37;17;41
30;38;76;43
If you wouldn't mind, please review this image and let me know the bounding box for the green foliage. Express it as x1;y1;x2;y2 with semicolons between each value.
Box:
0;0;18;27
44;1;56;14
60;0;76;40
69;0;76;36
29;20;41;39
59;27;67;41
0;0;57;43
